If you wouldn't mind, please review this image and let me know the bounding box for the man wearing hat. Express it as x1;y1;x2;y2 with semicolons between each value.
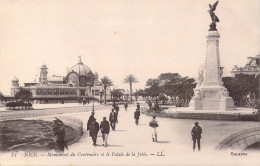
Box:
191;122;203;151
87;111;95;131
137;103;140;111
53;118;67;152
134;109;140;125
149;116;159;142
89;118;99;146
109;109;117;131
100;117;110;147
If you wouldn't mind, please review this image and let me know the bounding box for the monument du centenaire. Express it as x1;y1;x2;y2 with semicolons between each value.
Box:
189;1;235;111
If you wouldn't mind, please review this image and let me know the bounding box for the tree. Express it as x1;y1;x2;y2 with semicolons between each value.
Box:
145;78;161;101
15;88;32;103
133;89;145;101
159;95;168;104
111;89;124;101
0;91;3;99
123;74;138;101
159;73;181;104
176;77;196;106
223;74;257;107
0;91;4;102
145;73;196;106
158;73;181;84
101;76;113;104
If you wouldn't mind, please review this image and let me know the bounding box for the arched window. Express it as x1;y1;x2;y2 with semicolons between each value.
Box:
86;74;94;85
79;77;87;87
67;72;79;86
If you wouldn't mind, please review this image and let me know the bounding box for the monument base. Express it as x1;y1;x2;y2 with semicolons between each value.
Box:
189;86;235;111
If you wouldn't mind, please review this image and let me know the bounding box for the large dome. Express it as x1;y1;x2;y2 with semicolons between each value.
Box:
68;60;92;77
66;58;94;87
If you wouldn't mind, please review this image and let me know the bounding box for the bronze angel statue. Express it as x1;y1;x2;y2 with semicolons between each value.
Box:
208;1;219;24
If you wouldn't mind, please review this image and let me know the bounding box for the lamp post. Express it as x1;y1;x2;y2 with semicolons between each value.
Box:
92;90;95;113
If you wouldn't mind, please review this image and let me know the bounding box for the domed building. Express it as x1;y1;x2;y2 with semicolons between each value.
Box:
9;57;98;104
66;58;94;88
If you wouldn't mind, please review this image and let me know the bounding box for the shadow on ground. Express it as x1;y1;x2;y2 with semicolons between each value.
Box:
156;141;171;144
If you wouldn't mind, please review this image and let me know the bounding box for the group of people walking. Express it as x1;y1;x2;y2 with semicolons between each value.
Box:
86;103;121;147
53;102;203;152
87;112;111;147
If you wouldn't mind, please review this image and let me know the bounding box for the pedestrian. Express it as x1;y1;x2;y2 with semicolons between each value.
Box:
149;116;159;142
100;117;110;147
137;103;140;111
124;102;128;111
148;100;152;110
87;112;95;132
115;104;120;114
191;122;202;151
53;118;68;152
134;109;140;125
89;118;99;146
109;109;117;131
115;104;120;123
112;102;116;109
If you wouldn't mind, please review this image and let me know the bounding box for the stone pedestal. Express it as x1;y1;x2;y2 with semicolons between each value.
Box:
189;30;235;111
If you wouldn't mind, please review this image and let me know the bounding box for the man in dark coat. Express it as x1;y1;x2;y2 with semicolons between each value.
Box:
134;109;140;125
124;102;128;111
109;109;117;131
100;117;110;147
191;122;203;151
137;103;140;111
89;118;99;146
115;104;120;123
148;100;152;109
112;102;116;109
53;118;67;152
87;112;95;131
115;104;120;114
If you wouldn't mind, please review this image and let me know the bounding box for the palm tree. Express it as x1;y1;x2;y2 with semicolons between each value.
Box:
101;76;113;104
123;74;138;102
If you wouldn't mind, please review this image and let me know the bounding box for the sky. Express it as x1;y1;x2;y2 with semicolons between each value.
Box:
0;0;260;95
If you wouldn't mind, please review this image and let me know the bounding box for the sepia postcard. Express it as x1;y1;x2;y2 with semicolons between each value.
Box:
0;0;260;165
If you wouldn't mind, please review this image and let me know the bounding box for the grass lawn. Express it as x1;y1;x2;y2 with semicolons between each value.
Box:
0;120;77;151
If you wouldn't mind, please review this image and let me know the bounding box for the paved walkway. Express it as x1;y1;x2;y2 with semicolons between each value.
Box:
1;104;259;165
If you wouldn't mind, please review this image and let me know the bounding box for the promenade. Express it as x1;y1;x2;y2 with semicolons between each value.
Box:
0;103;259;165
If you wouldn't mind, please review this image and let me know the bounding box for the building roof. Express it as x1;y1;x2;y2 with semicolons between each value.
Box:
67;58;93;77
231;54;260;76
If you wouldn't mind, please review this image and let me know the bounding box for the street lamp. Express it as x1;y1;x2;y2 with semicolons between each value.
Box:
92;90;95;113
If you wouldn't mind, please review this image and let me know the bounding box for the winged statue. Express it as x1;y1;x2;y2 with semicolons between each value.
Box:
208;1;219;24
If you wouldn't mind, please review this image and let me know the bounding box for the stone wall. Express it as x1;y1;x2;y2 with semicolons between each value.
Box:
215;127;260;150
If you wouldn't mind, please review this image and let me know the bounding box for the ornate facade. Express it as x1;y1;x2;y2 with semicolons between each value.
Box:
10;58;98;103
231;54;260;77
